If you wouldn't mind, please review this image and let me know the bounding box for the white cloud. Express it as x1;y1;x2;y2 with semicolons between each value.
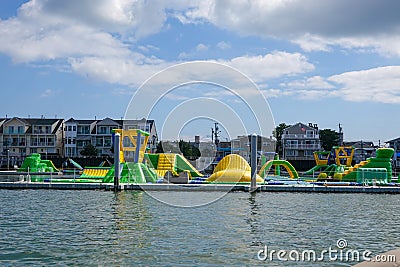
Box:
262;89;288;99
178;52;190;59
283;76;335;90
138;45;160;53
182;0;400;56
196;43;209;52
0;19;129;63
41;89;54;97
69;56;170;86
271;66;400;104
17;0;177;39
2;0;400;103
221;51;315;82
292;34;400;56
216;41;231;50
329;66;400;103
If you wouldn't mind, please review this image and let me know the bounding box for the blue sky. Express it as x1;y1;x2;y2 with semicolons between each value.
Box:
1;0;400;143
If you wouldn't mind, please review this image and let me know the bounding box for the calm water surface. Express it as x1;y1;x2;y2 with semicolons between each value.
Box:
0;190;399;266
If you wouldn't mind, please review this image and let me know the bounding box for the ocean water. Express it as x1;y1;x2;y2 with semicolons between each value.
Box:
0;190;399;266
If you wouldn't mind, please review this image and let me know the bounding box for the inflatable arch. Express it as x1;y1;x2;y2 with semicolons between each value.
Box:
258;160;299;179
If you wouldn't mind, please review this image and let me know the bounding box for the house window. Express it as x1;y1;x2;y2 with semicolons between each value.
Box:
304;150;314;157
39;137;45;146
306;130;314;138
12;138;18;146
47;137;55;146
77;140;90;147
286;150;298;156
96;137;104;146
104;137;111;147
73;126;76;131
8;126;14;134
68;125;72;131
99;126;107;134
17;126;24;134
286;140;298;148
45;126;51;133
19;138;26;146
78;125;90;134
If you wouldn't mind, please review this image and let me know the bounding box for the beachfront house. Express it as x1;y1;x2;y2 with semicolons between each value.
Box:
281;122;321;162
64;118;158;158
64;118;98;157
386;137;400;168
343;141;377;163
0;117;64;167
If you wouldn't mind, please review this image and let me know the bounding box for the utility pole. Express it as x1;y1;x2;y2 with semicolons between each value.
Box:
338;123;343;146
213;122;220;146
360;140;364;161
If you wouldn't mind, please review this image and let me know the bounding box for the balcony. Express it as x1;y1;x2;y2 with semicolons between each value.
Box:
282;134;319;139
33;130;52;134
30;142;55;147
285;156;315;160
284;144;320;150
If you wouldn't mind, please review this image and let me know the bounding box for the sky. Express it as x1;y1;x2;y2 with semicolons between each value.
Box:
1;0;400;143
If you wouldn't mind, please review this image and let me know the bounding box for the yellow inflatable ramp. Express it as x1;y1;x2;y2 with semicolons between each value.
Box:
80;168;110;178
146;153;203;178
153;154;178;177
207;154;263;183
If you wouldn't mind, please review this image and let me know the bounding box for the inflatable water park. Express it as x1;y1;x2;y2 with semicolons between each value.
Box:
5;126;399;193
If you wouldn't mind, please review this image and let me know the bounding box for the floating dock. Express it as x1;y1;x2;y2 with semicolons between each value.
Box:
1;182;400;193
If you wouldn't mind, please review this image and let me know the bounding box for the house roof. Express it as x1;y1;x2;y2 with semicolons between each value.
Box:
284;122;316;132
386;137;400;143
3;117;30;126
65;118;97;124
344;141;375;148
122;119;154;127
25;118;61;125
96;117;121;126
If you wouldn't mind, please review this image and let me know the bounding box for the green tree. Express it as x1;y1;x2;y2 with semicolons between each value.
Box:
155;141;164;153
178;140;201;159
319;129;340;151
80;143;98;156
273;123;290;156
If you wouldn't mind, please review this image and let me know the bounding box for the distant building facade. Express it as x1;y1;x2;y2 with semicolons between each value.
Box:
64;117;158;157
0;117;64;167
0;116;158;167
386;137;400;168
281;122;321;161
231;135;276;162
343;141;377;163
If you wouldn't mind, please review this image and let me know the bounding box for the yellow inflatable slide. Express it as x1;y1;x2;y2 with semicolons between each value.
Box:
207;154;263;183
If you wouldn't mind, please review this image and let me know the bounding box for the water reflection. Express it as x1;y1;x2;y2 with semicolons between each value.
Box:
247;192;264;247
111;192;154;252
